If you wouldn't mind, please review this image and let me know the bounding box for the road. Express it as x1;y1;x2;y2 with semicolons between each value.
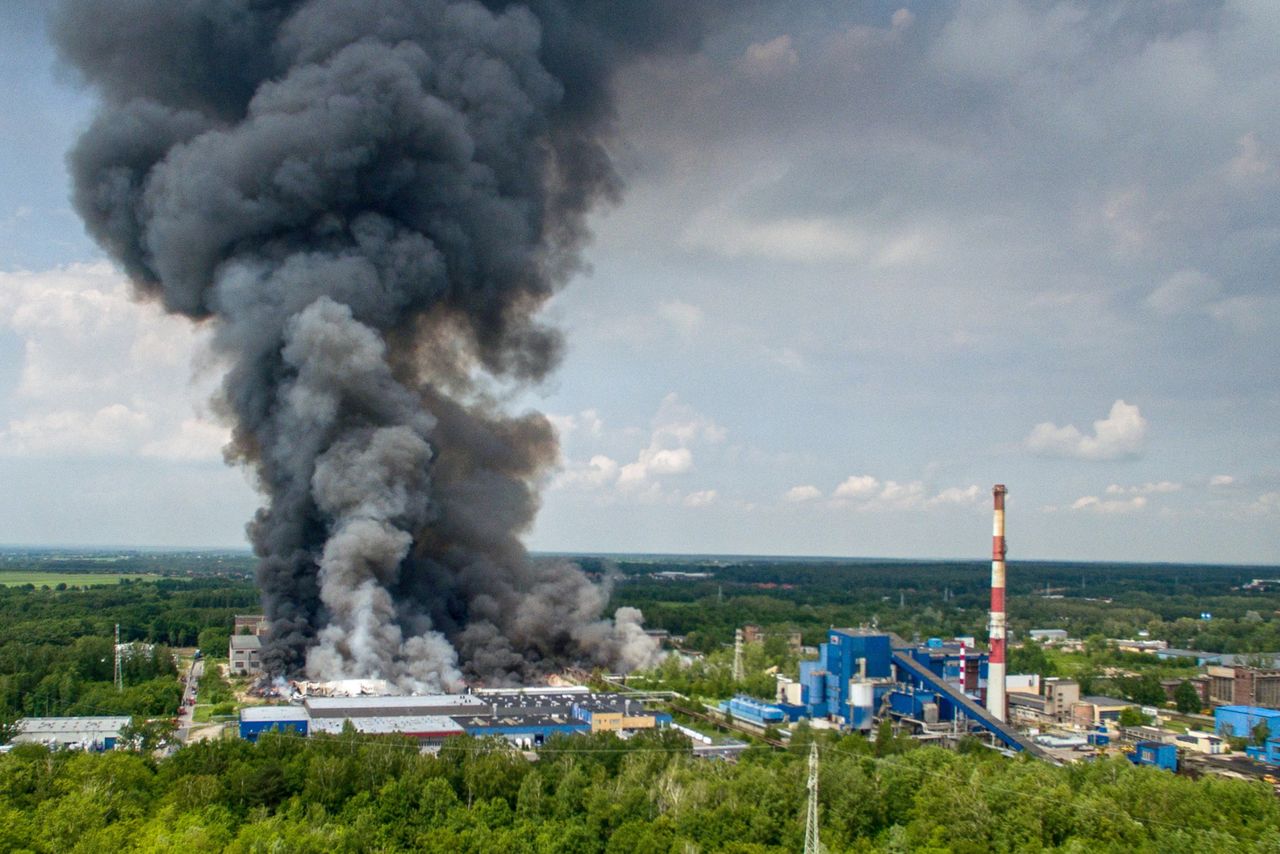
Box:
176;657;203;741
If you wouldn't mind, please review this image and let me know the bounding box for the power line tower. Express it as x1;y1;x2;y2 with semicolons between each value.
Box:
804;741;821;854
732;628;744;683
114;623;123;692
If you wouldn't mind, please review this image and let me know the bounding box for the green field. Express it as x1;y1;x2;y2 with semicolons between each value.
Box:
0;570;156;587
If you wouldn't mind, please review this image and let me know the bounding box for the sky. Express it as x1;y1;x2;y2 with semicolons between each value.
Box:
0;1;1277;564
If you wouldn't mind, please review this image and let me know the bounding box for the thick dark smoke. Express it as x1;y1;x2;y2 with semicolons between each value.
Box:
54;0;734;689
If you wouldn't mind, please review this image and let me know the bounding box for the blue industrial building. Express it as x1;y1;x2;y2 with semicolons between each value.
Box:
1246;736;1280;765
796;628;1053;760
1214;705;1280;739
719;695;786;727
239;706;309;741
1130;741;1178;772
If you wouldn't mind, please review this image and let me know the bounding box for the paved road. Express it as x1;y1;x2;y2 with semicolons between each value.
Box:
177;658;203;741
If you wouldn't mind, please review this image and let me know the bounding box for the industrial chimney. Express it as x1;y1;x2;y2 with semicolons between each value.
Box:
988;484;1008;721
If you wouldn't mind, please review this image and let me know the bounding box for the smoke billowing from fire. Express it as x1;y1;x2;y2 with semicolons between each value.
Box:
54;0;729;689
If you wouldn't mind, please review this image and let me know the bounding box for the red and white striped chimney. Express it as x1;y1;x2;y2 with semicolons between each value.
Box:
988;484;1008;721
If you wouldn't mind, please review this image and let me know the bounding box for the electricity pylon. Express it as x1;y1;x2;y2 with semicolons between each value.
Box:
803;741;821;854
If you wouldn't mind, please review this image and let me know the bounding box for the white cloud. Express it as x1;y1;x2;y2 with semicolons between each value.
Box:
656;300;705;335
927;484;982;507
619;446;694;485
683;489;718;508
0;263;225;464
547;409;605;442
834;474;880;498
1070;495;1148;514
1145;270;1221;316
139;418;231;462
551;454;620;491
1105;481;1181;496
829;475;982;512
784;484;822;502
741;35;799;77
552;395;722;496
1249;492;1280;514
1209;474;1235;487
1227;133;1275;183
0;405;152;457
1026;400;1148;461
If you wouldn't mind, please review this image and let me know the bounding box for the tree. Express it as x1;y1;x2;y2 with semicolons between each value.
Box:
1008;642;1057;677
1173;680;1201;714
120;718;176;751
1117;707;1150;728
1252;720;1271;746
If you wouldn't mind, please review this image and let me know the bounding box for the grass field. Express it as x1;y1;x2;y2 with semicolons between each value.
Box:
0;571;156;587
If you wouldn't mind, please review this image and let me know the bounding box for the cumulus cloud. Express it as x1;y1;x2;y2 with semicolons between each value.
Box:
0;404;151;457
741;35;799;77
834;474;880;498
927;485;982;507
682;489;718;508
829;475;982;512
1071;495;1148;514
656;300;705;335
1026;400;1148;461
619;447;694;485
551;395;723;497
547;409;605;442
0;263;227;462
1209;474;1235;487
1105;481;1181;496
551;455;620;491
784;484;822;502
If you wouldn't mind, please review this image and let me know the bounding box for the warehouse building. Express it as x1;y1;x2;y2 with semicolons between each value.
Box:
13;716;132;750
238;689;669;746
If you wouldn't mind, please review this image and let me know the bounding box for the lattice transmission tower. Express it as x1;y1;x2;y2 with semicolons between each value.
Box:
803;740;821;854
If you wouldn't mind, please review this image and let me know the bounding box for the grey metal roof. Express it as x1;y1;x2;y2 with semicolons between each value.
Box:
241;705;307;722
14;716;132;743
230;634;262;650
309;715;463;735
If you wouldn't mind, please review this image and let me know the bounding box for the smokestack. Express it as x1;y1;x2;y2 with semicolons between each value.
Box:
988;484;1008;721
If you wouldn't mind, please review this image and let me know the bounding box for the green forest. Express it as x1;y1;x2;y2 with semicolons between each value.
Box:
2;727;1278;853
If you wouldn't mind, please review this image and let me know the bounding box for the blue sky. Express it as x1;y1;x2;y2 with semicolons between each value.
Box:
1;1;1278;563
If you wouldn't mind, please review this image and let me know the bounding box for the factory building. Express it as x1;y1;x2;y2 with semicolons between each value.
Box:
792;627;1054;759
1070;696;1132;727
1207;664;1280;708
1245;736;1280;765
12;716;132;750
238;689;669;746
1214;705;1280;739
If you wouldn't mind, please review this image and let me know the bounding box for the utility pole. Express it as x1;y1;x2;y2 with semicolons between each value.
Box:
114;623;123;692
804;741;821;854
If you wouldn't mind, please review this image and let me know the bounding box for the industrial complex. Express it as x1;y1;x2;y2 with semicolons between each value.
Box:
10;485;1280;790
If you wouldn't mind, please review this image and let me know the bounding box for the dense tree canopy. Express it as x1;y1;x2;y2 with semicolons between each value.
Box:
0;730;1277;853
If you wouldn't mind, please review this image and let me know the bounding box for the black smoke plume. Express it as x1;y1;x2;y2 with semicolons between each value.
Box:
54;0;732;688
